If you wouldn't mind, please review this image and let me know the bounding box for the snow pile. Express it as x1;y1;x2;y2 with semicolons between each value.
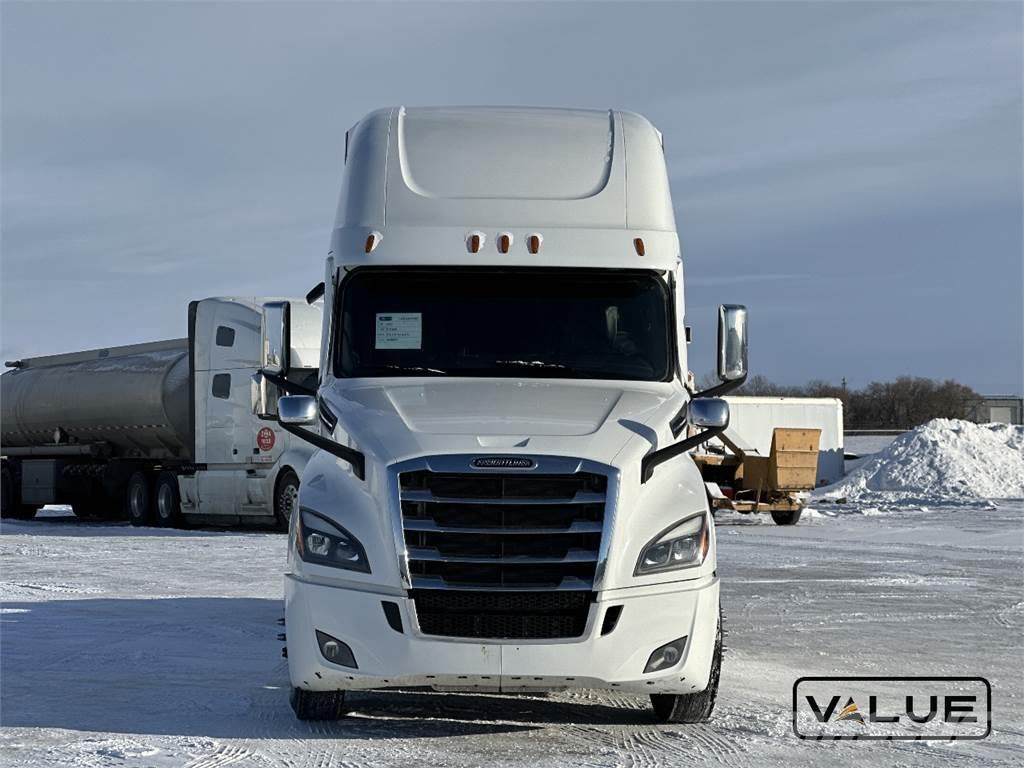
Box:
816;419;1024;507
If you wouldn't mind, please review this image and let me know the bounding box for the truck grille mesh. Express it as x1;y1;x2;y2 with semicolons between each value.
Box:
399;469;607;639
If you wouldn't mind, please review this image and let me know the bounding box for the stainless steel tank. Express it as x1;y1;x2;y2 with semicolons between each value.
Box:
1;339;192;459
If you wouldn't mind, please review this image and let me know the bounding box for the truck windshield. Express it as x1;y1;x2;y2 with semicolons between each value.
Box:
335;269;672;381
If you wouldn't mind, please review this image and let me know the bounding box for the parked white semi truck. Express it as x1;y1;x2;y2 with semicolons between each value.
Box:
260;107;750;723
1;297;318;528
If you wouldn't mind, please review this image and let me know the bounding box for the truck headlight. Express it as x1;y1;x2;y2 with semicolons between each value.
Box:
635;512;710;576
297;507;370;573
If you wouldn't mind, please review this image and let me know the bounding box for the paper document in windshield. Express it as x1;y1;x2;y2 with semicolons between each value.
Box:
375;313;422;349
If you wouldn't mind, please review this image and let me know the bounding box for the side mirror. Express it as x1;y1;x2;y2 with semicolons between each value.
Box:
278;395;317;427
252;372;278;419
641;397;731;483
717;304;748;382
689;397;729;430
261;301;291;376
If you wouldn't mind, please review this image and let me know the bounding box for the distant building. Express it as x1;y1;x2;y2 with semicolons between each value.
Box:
965;396;1023;425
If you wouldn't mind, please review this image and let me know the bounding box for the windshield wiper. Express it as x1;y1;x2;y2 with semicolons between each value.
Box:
365;364;449;375
493;360;568;369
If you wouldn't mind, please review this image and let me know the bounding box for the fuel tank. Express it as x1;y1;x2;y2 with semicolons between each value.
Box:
1;340;192;459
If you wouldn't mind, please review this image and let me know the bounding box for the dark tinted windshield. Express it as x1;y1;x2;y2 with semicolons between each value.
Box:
335;269;672;381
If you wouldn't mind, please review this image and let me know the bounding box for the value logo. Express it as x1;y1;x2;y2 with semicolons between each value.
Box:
793;677;990;740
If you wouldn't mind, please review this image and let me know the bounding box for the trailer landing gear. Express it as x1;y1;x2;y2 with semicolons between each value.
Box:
289;687;347;721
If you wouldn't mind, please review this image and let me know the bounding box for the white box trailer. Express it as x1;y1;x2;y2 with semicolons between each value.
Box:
1;297;319;529
720;396;845;485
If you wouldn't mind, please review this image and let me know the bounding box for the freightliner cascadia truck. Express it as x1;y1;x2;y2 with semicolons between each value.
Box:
1;297;319;528
257;107;750;723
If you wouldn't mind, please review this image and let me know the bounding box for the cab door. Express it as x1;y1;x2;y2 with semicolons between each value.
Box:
192;299;262;515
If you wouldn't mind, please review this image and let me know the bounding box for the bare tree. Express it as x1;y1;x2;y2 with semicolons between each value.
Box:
694;372;980;430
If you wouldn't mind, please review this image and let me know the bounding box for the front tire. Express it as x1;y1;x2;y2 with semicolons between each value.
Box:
289;687;346;720
126;471;153;526
154;471;183;528
650;609;723;724
771;509;802;526
273;469;300;532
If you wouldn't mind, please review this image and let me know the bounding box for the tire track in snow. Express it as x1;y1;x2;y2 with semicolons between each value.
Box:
185;744;255;768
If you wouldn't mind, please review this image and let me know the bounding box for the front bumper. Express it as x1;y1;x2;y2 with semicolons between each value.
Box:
285;574;719;695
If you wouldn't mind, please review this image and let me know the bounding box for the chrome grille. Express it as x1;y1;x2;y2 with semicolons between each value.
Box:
399;466;608;639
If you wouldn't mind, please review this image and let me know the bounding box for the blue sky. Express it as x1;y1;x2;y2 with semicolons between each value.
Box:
2;1;1021;393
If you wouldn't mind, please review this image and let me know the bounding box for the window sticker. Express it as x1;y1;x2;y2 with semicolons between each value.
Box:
375;313;422;349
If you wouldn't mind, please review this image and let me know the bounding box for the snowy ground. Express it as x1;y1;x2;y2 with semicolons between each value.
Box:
2;501;1022;767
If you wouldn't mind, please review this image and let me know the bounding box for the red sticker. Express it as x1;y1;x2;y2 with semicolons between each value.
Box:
257;427;276;452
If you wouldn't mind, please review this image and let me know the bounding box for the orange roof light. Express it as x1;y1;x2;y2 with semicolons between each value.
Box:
466;232;485;253
364;231;381;254
527;233;542;254
497;233;512;254
634;237;646;257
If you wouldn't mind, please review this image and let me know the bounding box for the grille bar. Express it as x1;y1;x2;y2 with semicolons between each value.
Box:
400;489;605;506
407;547;599;564
403;518;603;535
411;575;594;592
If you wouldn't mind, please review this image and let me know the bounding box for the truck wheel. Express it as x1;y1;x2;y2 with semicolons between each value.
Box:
771;509;802;526
274;469;300;531
154;472;183;528
1;465;36;520
126;471;154;526
289;687;347;720
650;609;723;724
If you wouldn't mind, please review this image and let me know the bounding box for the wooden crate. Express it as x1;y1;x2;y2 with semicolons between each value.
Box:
769;427;821;491
735;427;821;493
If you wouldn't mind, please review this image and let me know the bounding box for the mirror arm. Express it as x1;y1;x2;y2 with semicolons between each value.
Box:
277;420;366;481
641;423;728;484
306;281;325;305
693;371;747;400
261;371;317;397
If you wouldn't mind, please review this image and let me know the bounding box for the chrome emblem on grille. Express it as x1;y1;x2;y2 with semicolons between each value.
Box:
471;456;535;469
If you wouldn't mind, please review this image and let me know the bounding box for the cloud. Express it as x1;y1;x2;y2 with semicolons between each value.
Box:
1;1;1021;391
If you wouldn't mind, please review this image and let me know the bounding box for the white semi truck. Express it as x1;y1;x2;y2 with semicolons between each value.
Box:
1;297;319;528
261;107;750;723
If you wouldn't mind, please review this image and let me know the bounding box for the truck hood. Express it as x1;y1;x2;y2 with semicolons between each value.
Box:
327;378;685;468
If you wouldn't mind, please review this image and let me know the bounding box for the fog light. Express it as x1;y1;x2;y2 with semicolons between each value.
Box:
315;630;357;668
644;636;687;674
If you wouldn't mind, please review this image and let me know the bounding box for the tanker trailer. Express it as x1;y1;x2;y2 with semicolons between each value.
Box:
1;296;318;529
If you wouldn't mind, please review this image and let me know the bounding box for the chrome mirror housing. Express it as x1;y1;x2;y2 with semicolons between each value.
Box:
278;395;317;427
688;397;729;430
252;372;278;419
717;304;748;382
261;301;290;376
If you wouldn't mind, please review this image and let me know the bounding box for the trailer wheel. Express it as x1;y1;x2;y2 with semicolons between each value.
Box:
154;472;183;528
650;608;723;724
289;687;347;720
770;509;802;526
126;471;154;526
1;465;36;520
273;469;300;531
